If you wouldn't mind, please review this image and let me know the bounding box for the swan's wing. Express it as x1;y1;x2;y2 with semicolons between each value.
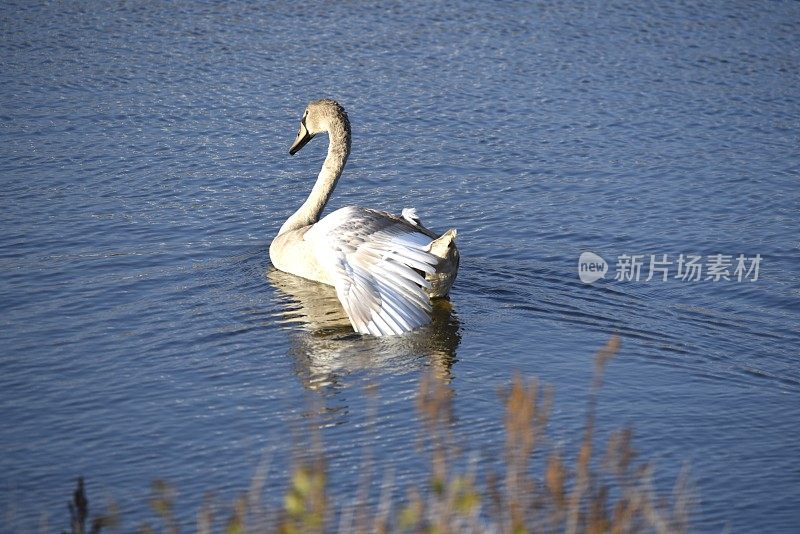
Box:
306;207;438;336
401;207;420;226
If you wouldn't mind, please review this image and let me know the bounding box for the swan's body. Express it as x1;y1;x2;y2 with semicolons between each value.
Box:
270;99;459;336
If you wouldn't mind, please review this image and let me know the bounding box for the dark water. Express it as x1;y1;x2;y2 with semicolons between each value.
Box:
2;0;799;531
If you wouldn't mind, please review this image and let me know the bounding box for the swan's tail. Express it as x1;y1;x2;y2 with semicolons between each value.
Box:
426;229;459;298
428;228;457;259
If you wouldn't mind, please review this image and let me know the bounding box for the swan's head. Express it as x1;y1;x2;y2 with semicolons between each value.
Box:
289;99;350;155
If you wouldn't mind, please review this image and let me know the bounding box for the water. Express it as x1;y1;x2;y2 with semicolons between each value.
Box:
1;0;799;530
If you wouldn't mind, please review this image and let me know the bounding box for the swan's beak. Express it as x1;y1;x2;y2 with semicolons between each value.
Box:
289;120;313;155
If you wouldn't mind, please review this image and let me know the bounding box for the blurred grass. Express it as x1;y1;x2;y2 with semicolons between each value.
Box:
61;335;691;533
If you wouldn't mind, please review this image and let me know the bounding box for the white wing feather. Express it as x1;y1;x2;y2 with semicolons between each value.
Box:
306;207;438;336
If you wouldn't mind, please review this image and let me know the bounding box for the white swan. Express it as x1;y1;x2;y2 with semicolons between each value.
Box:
270;99;459;336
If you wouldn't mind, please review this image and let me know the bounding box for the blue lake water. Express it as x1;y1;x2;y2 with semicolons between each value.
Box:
1;0;799;531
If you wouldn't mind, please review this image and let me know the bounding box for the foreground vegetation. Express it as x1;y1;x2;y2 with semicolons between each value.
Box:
64;336;691;533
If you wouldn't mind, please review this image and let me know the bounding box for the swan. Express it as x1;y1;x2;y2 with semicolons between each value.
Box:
269;99;459;336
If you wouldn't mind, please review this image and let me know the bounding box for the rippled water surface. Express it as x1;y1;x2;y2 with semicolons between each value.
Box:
2;1;799;531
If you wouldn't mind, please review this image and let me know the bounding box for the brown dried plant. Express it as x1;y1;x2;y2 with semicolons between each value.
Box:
58;335;691;534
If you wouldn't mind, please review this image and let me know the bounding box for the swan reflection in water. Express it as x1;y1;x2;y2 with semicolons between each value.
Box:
267;267;461;390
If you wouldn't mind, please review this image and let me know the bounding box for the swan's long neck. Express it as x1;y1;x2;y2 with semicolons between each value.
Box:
278;118;350;236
